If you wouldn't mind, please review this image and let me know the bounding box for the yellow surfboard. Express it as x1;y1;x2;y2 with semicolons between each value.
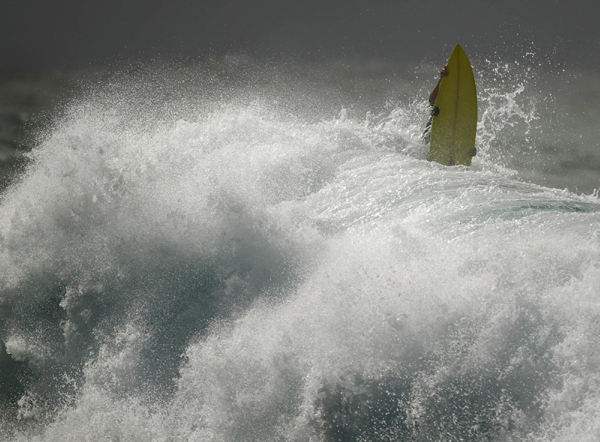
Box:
429;44;477;166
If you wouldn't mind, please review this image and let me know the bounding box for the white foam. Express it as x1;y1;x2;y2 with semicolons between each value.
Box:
2;60;600;441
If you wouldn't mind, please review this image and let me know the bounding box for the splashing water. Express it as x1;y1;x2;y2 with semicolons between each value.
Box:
1;59;600;441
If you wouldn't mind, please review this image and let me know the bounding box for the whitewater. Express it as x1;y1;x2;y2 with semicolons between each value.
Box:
2;57;600;441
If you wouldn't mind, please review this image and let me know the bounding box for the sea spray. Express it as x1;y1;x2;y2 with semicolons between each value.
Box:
1;59;600;441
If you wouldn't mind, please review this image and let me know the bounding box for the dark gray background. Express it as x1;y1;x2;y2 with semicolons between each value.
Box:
1;0;597;69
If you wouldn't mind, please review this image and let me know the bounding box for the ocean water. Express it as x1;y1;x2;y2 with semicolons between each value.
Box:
1;56;600;441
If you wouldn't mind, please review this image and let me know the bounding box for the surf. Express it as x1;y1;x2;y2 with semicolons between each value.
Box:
1;58;600;441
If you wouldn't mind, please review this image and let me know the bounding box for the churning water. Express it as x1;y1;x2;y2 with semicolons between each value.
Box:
2;56;600;441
